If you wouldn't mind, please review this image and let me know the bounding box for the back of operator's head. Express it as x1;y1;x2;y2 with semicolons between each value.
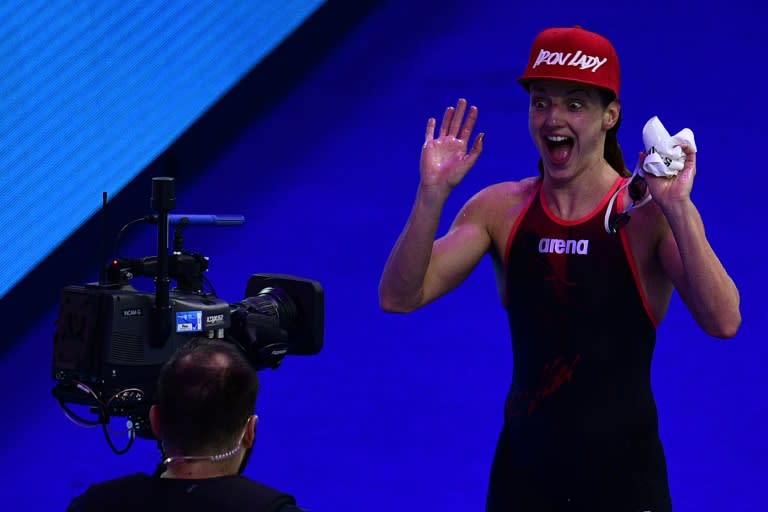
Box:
156;338;258;454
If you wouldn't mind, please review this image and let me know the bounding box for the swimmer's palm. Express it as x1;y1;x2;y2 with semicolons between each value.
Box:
420;136;480;189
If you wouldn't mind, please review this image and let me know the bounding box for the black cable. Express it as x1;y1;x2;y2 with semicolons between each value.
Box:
55;381;108;427
102;422;135;455
57;382;141;455
203;274;217;297
114;216;152;259
56;397;103;427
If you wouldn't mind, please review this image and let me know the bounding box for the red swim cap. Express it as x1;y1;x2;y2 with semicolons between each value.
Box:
518;26;620;98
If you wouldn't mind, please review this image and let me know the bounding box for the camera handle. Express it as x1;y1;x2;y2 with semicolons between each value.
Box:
149;177;175;347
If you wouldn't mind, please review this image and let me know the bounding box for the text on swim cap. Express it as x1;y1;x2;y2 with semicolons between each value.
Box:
532;49;607;73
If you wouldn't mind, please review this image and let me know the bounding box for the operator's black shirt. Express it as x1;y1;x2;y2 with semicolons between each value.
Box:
67;473;303;512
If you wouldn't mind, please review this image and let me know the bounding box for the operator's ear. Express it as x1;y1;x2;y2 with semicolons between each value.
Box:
149;405;163;440
242;414;258;448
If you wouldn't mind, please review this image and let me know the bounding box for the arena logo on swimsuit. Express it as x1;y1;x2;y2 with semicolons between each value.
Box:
538;237;589;255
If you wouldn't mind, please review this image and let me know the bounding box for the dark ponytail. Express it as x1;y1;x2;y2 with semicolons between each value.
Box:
600;89;629;177
605;113;629;177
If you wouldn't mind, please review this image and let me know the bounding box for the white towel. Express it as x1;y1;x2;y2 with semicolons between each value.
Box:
640;116;697;178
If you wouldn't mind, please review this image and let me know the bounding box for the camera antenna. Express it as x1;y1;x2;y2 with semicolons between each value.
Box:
150;177;175;347
99;191;108;285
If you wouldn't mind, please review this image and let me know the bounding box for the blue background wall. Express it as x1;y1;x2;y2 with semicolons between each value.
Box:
0;0;324;299
1;1;765;510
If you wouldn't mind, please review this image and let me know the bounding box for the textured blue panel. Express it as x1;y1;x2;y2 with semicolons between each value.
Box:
0;0;324;298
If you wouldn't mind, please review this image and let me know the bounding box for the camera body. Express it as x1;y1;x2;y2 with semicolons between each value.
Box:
52;274;323;438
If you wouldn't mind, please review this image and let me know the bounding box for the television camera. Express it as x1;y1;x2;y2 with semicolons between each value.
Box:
51;177;324;453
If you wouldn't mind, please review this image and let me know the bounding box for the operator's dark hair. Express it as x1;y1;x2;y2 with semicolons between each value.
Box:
156;338;258;453
536;87;629;177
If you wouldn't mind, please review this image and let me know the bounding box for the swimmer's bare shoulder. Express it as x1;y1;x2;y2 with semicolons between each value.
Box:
458;177;539;248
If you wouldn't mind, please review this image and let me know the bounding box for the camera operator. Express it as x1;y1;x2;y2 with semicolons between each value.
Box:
68;338;305;512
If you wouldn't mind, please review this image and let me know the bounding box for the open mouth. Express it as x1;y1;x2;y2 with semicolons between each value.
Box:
545;135;574;166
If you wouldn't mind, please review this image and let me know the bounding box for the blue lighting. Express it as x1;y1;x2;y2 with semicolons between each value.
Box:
0;0;325;298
